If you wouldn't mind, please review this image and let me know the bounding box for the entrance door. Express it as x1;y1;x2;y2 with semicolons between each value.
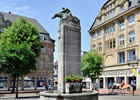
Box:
99;78;103;88
108;77;114;88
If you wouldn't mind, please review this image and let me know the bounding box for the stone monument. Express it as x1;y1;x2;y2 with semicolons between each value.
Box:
52;7;81;93
40;8;98;100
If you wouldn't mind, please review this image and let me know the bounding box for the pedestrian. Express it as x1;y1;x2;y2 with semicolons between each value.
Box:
48;84;52;90
45;85;48;90
112;81;116;93
121;80;125;88
109;80;113;89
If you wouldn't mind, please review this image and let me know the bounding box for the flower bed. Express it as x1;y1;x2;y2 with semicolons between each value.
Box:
65;74;84;93
64;74;84;83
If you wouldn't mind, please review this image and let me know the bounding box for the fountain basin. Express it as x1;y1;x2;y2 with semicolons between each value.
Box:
40;91;98;100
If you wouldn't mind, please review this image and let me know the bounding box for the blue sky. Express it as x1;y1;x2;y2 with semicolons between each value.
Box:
0;0;107;62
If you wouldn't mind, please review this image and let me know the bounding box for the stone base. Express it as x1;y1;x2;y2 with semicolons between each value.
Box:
66;82;82;93
40;91;98;100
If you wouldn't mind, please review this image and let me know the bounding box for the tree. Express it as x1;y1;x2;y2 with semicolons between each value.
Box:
0;17;41;98
81;50;103;85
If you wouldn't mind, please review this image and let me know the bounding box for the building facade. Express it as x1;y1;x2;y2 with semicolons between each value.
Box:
0;12;55;90
89;0;140;90
53;61;58;87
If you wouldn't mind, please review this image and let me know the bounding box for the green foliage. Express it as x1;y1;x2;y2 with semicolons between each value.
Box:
0;17;41;57
0;16;41;97
64;73;84;82
81;50;103;80
0;43;36;77
0;17;41;77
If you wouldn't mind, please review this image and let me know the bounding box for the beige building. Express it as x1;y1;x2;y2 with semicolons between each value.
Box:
0;12;55;90
89;0;140;90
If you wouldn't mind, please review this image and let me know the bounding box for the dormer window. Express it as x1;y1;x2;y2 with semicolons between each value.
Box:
120;5;124;13
93;33;96;40
40;34;44;40
99;18;102;24
129;15;135;26
119;20;124;30
98;30;102;38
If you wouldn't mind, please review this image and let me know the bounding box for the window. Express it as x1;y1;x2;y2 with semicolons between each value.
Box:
93;45;96;49
113;24;116;32
49;60;53;69
41;46;47;54
120;35;125;45
105;24;116;35
110;11;113;18
129;32;135;43
0;77;3;80
39;59;44;69
110;42;112;49
128;50;136;62
40;34;44;40
0;28;5;33
119;20;124;30
119;52;125;63
98;30;102;38
98;43;102;52
113;41;116;48
4;77;8;80
129;15;135;26
93;33;96;40
49;47;53;55
99;18;102;24
113;9;116;16
110;26;112;33
120;5;124;13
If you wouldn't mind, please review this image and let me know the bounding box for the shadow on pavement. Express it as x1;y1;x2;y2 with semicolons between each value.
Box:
99;93;119;96
16;96;40;99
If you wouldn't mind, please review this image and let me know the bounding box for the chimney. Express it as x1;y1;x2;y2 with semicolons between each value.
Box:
9;11;11;14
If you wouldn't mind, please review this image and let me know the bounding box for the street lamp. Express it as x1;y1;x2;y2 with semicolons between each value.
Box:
128;59;139;96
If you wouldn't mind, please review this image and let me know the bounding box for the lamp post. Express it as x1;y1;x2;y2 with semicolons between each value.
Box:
128;60;139;96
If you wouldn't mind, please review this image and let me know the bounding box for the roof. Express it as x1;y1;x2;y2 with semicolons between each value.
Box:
89;0;140;31
0;11;55;44
0;11;48;34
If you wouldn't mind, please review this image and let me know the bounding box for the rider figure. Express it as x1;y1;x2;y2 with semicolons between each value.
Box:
121;80;125;87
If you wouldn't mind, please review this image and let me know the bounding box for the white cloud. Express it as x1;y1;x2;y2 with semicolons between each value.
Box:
0;0;33;15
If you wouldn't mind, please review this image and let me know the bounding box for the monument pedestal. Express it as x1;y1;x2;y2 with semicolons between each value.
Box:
66;82;82;93
40;91;98;100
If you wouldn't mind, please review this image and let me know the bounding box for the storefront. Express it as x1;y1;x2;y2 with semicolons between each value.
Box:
37;76;46;87
0;76;8;88
24;77;34;88
99;68;140;90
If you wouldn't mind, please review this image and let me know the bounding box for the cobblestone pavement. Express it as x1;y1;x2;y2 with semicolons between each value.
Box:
1;89;140;100
0;90;41;100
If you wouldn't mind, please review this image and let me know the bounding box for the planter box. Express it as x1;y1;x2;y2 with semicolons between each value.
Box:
66;82;82;93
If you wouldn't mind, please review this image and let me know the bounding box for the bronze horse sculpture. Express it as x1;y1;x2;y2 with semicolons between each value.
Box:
52;7;80;24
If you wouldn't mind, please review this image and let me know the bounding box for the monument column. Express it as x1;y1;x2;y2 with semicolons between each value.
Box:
52;7;81;93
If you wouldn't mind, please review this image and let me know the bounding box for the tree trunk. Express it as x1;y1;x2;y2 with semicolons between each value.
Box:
11;76;16;93
16;77;19;98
